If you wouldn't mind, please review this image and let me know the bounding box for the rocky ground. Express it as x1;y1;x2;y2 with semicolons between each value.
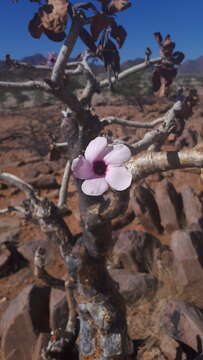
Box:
1;94;203;359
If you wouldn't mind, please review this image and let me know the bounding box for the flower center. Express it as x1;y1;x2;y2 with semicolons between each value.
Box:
93;160;107;176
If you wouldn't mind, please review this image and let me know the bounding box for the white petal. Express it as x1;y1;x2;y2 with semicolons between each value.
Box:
85;137;108;163
71;156;94;179
105;166;132;191
104;144;131;165
81;178;109;196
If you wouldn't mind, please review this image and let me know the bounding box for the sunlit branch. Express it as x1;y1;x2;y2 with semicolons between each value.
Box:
100;57;161;88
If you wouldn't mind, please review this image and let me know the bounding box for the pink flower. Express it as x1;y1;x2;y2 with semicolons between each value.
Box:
46;52;57;66
71;137;132;196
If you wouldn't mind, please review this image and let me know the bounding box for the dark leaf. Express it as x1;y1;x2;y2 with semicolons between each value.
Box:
97;39;120;77
90;14;114;41
29;13;43;38
172;51;185;65
152;65;177;97
111;24;127;48
154;32;163;45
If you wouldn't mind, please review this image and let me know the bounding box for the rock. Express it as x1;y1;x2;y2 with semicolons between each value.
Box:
49;288;68;330
0;247;12;277
159;335;179;360
155;179;183;233
109;269;157;304
175;127;198;151
112;230;166;274
32;333;50;360
181;186;202;227
161;301;203;353
18;239;49;263
0;284;50;360
171;230;203;308
0;218;20;245
131;185;163;233
34;162;52;175
30;175;60;189
21;165;39;179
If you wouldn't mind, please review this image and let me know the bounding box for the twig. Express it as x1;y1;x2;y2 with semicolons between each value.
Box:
0;80;50;91
0;206;25;215
100;116;164;129
34;247;65;290
131;101;183;154
0;172;37;200
65;279;77;335
58;160;71;209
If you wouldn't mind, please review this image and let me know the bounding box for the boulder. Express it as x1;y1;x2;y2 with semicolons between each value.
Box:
155;179;183;233
159;335;179;360
32;333;50;360
131;185;163;233
0;284;50;360
112;229;167;274
49;288;68;330
181;186;202;227
171;230;203;308
18;239;49;263
109;269;157;304
0;218;20;245
30;175;60;189
0;247;12;277
161;301;203;353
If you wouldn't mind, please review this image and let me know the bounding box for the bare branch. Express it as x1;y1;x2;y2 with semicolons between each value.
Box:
51;18;83;83
131;101;183;154
0;172;37;200
65;279;77;336
65;64;83;75
101;116;164;129
0;206;26;215
78;50;100;106
0;80;50;91
34;247;65;290
100;57;161;88
58;160;71;210
127;147;203;182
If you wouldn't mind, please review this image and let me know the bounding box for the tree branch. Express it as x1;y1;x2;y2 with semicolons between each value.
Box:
0;206;26;215
58;159;71;210
100;57;161;88
34;247;65;290
100;116;164;129
130;101;183;154
0;172;37;200
0;80;50;91
78;50;100;106
65;279;77;336
127;147;203;181
51;18;83;83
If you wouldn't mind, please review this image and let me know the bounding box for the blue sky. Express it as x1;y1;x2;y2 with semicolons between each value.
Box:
1;0;203;61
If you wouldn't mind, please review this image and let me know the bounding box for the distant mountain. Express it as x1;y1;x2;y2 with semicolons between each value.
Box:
21;53;46;65
179;56;203;74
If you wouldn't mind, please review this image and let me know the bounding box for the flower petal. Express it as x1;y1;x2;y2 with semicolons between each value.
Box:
104;144;131;165
85;137;108;163
105;166;132;191
71;155;94;179
81;178;109;196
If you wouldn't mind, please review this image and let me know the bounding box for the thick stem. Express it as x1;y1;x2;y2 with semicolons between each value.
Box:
127;147;203;181
51;19;82;83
